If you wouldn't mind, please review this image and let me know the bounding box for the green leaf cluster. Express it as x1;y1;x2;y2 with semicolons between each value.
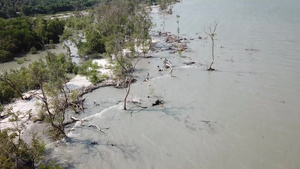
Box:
0;0;102;19
0;67;37;104
0;109;63;168
27;52;80;138
0;117;45;169
0;17;65;63
90;0;153;76
75;60;103;84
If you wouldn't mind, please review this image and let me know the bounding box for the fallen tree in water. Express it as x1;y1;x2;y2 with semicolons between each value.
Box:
77;80;117;97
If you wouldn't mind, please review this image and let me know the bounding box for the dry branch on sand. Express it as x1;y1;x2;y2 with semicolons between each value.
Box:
88;124;110;133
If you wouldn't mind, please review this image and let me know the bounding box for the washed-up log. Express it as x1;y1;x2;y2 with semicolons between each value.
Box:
78;80;116;97
88;124;110;133
64;116;87;126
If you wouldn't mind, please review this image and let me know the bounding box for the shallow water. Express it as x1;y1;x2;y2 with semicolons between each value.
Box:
0;44;66;71
46;0;300;168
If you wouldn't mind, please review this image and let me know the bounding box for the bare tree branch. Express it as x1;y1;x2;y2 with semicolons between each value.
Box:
204;22;218;70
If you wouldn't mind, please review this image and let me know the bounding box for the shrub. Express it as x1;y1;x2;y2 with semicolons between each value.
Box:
0;50;13;63
30;46;37;54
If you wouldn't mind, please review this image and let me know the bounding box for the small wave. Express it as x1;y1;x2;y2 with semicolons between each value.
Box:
177;65;200;69
67;104;122;137
84;104;122;120
151;74;169;81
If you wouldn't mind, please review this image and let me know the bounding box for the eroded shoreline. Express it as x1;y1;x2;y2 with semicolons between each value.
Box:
2;0;300;168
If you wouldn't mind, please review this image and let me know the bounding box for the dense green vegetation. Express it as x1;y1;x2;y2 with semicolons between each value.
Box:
0;67;36;103
0;0;175;63
64;0;153;72
0;0;180;167
0;114;62;169
0;0;178;121
0;17;64;63
0;108;47;169
0;52;74;102
0;0;102;19
28;52;77;139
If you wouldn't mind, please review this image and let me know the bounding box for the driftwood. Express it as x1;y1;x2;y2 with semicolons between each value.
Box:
88;124;110;133
0;113;10;120
24;95;34;100
143;73;150;82
69;98;85;113
78;80;116;97
163;58;172;69
33;118;43;123
64;116;87;126
158;31;168;36
152;99;164;106
166;35;179;43
172;43;187;51
165;33;188;52
163;58;174;75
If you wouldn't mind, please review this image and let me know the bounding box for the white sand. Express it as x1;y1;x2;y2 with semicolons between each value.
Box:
0;97;41;130
152;38;160;44
92;59;113;77
1;75;92;131
150;5;160;14
66;75;92;90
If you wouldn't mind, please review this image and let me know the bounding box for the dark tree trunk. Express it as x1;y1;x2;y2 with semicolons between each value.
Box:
123;77;132;110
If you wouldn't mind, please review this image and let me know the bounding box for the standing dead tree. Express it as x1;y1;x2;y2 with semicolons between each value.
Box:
123;75;132;110
123;58;141;110
204;21;218;71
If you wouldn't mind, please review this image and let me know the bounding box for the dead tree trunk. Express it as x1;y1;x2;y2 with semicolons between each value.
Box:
204;21;218;71
208;36;215;70
123;76;132;110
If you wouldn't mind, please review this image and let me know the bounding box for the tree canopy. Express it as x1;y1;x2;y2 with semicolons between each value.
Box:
0;0;103;19
0;17;65;63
